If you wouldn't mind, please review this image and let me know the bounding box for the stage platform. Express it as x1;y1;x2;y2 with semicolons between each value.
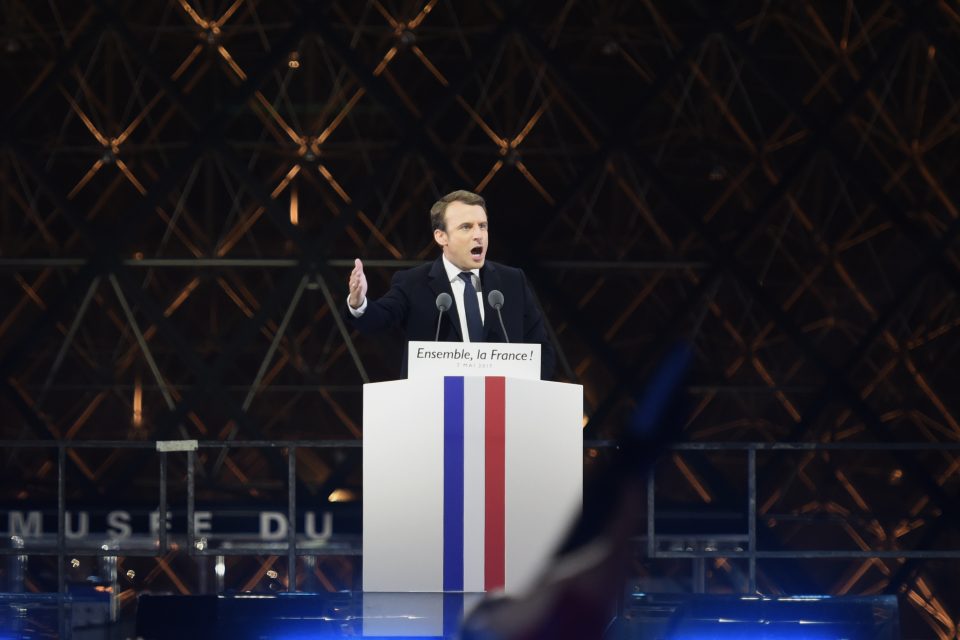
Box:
0;589;900;639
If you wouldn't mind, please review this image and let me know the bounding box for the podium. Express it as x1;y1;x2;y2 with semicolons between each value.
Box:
362;342;583;594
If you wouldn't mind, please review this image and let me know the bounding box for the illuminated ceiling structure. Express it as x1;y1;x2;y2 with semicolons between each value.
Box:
2;1;959;636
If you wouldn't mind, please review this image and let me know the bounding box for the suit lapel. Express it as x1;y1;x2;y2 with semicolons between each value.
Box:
428;257;462;340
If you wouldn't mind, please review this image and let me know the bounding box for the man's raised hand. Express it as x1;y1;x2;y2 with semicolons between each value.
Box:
347;258;368;309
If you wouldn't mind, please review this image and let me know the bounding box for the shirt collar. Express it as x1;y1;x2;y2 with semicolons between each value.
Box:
441;255;480;284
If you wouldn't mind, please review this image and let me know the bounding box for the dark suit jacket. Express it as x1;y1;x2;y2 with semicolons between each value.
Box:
349;258;555;379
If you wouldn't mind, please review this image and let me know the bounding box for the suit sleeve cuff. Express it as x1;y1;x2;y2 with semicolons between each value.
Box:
347;297;367;317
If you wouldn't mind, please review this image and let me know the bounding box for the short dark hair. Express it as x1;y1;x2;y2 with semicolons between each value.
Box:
430;190;486;231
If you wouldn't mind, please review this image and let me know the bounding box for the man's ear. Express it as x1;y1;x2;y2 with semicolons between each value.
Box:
433;228;447;247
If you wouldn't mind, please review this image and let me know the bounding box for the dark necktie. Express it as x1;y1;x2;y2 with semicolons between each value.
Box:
458;272;483;342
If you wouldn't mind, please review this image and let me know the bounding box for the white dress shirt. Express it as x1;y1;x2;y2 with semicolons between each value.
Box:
347;256;484;342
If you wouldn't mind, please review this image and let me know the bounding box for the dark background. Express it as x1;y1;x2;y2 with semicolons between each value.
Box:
2;0;959;636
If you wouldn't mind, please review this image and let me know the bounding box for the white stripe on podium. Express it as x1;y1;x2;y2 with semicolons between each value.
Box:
462;376;486;591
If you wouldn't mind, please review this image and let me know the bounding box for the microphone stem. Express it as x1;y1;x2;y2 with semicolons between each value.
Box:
435;310;444;341
496;307;510;343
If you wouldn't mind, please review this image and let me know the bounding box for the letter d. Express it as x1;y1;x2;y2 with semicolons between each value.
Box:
260;512;288;540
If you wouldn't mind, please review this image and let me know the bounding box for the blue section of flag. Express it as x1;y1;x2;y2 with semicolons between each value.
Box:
443;376;464;591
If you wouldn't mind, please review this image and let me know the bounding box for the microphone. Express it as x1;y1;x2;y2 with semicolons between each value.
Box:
434;292;452;341
487;289;509;343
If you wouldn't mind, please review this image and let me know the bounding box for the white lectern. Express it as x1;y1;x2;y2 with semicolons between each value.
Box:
362;342;583;595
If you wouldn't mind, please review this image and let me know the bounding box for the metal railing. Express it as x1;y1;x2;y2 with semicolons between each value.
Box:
645;441;960;593
4;438;959;598
1;439;361;598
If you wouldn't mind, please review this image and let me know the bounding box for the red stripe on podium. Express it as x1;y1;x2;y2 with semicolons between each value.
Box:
484;376;506;591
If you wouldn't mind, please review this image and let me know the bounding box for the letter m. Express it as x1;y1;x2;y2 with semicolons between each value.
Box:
9;511;42;537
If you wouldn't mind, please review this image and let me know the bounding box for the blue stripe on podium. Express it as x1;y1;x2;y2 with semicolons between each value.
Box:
443;376;464;591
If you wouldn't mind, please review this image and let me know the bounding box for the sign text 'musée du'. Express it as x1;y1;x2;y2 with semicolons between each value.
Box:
3;508;338;541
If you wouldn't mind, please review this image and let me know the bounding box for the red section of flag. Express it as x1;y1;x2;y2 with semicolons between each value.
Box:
484;376;506;590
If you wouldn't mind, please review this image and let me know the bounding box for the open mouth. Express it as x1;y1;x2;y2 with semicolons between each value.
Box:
470;247;484;256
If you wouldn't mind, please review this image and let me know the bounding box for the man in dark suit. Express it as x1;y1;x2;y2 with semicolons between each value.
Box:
346;190;555;379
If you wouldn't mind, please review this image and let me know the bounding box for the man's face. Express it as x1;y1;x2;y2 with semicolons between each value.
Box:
434;201;488;270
